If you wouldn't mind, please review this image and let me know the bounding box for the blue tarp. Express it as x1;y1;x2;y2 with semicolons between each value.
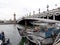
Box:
45;31;52;38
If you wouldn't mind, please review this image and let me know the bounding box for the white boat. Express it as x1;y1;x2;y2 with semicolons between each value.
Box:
53;33;60;45
17;18;60;45
25;30;54;45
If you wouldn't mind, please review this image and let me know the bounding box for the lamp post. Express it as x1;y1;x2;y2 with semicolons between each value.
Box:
47;5;49;19
55;4;57;8
33;11;35;15
29;12;31;16
39;8;40;14
53;4;57;20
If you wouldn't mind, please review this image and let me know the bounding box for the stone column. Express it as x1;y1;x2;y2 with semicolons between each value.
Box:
47;14;48;19
47;13;49;19
53;15;55;20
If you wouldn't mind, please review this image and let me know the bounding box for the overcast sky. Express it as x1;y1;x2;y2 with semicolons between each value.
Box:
0;0;60;20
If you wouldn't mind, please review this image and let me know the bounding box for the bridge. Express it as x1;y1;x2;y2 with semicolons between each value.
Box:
17;7;60;24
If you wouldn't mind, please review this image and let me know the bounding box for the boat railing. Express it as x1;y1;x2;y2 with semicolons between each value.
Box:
53;33;60;45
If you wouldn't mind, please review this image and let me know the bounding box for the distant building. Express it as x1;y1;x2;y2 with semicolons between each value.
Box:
4;19;13;24
3;13;17;24
13;13;16;24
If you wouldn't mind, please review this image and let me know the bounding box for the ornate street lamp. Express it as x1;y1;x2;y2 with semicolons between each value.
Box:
47;5;49;19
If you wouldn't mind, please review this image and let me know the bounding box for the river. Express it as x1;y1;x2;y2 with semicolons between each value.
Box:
0;24;21;45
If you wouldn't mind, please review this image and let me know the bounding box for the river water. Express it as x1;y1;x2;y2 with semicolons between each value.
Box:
0;24;21;45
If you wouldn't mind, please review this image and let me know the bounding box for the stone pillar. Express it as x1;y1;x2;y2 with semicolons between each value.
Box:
47;16;49;19
53;15;55;20
47;13;49;19
25;21;27;30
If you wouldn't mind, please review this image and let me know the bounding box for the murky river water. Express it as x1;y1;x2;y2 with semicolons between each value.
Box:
0;24;21;45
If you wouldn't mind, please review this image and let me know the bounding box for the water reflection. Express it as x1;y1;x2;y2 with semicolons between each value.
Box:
0;24;21;45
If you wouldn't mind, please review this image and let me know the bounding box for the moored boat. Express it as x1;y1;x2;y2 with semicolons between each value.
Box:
0;32;11;45
53;33;60;45
17;18;60;45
